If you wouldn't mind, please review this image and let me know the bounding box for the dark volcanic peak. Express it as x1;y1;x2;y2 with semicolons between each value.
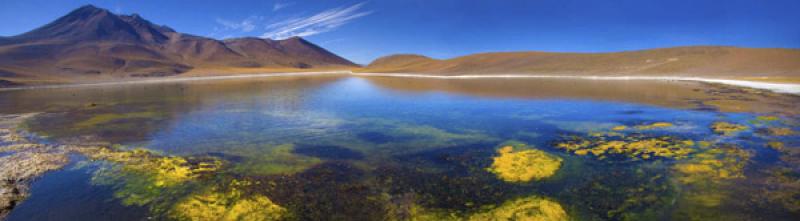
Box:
11;4;171;44
0;5;358;82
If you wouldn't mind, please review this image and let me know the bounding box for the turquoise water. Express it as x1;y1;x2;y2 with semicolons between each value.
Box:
2;76;798;220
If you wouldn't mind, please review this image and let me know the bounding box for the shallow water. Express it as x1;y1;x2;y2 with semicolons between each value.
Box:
1;76;799;220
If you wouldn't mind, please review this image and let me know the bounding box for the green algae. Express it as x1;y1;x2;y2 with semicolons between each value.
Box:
672;145;750;185
767;141;786;151
544;120;619;133
467;196;568;221
561;163;675;221
24;107;171;143
229;143;322;176
760;127;796;136
756;115;781;122
73;111;162;128
670;144;753;221
362;119;494;153
555;133;696;160
634;122;674;130
758;147;800;214
710;122;748;136
487;144;562;183
78;146;222;212
169;180;288;221
77;146;221;187
408;196;568;221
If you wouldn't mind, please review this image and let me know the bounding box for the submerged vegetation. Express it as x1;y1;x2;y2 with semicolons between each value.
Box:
710;122;749;136
230;143;322;176
555;132;696;160
170;180;287;221
672;145;750;185
410;196;568;221
2;76;800;220
634;122;674;130
467;196;568;221
487;144;562;183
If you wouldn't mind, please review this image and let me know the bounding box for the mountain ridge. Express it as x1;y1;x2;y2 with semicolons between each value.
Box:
0;5;357;85
361;46;800;78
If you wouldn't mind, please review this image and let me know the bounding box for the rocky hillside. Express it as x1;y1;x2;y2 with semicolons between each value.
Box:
0;5;357;85
363;47;800;78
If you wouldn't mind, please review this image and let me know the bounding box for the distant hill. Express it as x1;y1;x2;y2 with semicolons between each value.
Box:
363;47;800;78
0;5;357;85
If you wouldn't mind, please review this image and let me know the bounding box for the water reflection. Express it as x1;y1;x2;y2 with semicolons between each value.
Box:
1;76;798;220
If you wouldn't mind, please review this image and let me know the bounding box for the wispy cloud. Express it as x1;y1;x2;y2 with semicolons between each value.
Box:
273;2;294;11
215;16;264;33
261;2;372;40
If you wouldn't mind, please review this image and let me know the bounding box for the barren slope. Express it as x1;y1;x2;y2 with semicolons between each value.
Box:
363;47;800;78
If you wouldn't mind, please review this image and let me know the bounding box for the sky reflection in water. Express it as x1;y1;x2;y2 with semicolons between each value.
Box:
4;76;799;220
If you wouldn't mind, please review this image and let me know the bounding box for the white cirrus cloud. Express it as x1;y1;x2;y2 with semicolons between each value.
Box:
273;2;294;11
261;2;372;40
215;16;263;33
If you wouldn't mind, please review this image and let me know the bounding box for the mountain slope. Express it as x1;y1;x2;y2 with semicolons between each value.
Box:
363;47;800;78
0;5;357;85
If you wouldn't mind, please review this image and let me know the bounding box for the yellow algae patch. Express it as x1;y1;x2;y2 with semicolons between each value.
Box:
76;146;221;187
74;112;161;128
468;196;568;221
767;141;785;151
408;196;568;221
673;146;750;185
611;125;627;131
487;145;562;182
756;115;780;122
763;127;795;136
232;143;322;176
710;122;748;136
170;182;287;221
634;122;674;130
556;134;695;160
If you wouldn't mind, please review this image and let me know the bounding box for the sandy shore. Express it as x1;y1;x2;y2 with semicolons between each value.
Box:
352;73;800;95
2;71;799;95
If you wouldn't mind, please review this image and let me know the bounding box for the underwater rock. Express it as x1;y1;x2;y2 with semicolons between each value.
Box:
0;151;69;218
710;122;748;136
487;145;562;182
555;133;696;160
0;114;71;219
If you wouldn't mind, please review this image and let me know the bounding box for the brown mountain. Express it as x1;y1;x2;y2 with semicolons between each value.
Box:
0;5;357;85
363;47;800;78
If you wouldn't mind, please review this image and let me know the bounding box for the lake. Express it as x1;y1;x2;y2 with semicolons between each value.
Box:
1;76;799;220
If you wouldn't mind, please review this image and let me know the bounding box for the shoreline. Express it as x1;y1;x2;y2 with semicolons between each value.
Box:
2;71;800;95
353;73;800;95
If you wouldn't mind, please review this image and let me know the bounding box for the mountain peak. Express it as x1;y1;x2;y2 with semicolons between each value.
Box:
10;5;173;44
68;4;110;17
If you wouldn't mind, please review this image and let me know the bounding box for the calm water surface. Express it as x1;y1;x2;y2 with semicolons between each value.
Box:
1;76;799;220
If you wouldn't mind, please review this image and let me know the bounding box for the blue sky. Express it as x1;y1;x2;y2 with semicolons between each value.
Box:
1;0;798;64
